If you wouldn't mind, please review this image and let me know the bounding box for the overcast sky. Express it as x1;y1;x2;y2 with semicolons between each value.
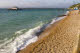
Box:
0;0;80;8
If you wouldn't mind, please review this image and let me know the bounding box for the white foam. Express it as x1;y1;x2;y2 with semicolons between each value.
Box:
50;11;69;25
0;26;42;53
50;16;66;25
0;11;69;53
50;18;56;24
65;11;69;15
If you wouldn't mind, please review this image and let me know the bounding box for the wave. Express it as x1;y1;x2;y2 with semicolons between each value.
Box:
0;11;69;53
50;11;69;24
0;26;44;53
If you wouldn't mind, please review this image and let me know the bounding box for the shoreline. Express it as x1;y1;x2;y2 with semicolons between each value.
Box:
15;11;69;52
17;11;70;53
38;11;69;40
18;10;80;53
0;10;68;53
16;13;68;53
38;16;67;40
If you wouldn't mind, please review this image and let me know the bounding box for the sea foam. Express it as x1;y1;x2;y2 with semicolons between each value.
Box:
0;11;69;53
0;26;42;53
50;11;69;25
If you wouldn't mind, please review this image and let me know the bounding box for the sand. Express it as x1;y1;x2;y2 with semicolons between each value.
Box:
18;10;80;53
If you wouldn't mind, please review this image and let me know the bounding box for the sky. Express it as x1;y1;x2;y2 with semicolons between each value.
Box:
0;0;80;8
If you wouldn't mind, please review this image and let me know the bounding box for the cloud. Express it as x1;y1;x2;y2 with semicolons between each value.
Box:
0;0;80;8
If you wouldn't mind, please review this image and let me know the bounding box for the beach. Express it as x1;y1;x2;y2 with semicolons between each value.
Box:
18;10;80;53
0;9;67;53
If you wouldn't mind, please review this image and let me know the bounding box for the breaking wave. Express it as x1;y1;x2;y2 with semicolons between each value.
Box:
0;11;69;53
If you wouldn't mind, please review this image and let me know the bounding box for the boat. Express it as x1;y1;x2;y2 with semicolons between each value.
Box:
8;7;22;10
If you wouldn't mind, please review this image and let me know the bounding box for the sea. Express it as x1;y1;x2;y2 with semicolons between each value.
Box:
0;8;68;53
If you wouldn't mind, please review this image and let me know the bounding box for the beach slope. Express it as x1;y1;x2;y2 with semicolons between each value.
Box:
18;10;80;53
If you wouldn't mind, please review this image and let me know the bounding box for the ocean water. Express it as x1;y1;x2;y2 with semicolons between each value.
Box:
0;8;68;53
